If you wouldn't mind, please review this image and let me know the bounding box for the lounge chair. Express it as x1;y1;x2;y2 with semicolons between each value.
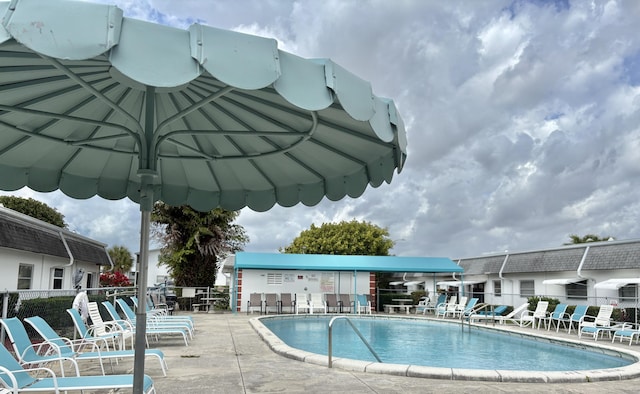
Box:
85;302;135;350
468;305;508;322
280;293;294;314
460;298;479;318
0;341;155;394
264;293;279;314
496;303;530;325
116;299;193;337
66;307;125;351
544;303;569;331
339;294;352;313
247;293;263;314
519;301;549;328
24;316;167;376
579;305;614;340
565;305;588;334
309;293;327;314
0;317;81;376
612;323;640;346
295;293;310;314
436;295;456;318
421;293;446;315
325;294;340;313
131;296;194;328
451;296;469;318
101;301;190;347
356;294;372;314
414;296;429;314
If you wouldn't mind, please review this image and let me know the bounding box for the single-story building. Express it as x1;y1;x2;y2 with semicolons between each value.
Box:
226;252;463;313
0;206;112;291
397;239;640;309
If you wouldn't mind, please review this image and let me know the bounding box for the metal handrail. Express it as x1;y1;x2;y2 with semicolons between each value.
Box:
328;316;381;367
462;303;497;330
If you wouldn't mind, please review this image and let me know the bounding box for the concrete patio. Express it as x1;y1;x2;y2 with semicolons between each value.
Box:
84;312;640;393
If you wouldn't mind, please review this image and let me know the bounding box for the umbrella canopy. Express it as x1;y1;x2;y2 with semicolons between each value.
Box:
0;1;407;392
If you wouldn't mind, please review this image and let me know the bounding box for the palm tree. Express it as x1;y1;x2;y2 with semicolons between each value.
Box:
107;245;134;273
564;234;614;245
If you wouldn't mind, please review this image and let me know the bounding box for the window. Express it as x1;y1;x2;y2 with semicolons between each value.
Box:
17;264;33;290
519;280;535;297
619;284;637;300
267;273;283;285
493;280;502;297
566;280;587;299
52;268;64;289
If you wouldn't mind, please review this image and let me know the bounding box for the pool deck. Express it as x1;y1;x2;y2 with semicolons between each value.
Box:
83;311;640;393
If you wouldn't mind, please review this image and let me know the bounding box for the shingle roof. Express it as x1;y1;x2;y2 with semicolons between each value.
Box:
458;256;504;275
0;207;110;265
456;239;640;274
581;242;640;270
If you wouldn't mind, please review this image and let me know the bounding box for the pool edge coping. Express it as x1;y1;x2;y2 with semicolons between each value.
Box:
249;314;640;383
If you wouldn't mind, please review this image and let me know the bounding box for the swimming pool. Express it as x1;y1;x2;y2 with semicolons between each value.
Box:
252;315;640;382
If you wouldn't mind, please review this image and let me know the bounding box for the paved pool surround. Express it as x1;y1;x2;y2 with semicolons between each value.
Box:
251;314;640;383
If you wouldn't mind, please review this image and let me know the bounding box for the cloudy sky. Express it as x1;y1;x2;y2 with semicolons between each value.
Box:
3;0;640;259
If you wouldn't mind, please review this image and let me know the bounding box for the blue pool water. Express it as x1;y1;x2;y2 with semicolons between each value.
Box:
261;316;632;371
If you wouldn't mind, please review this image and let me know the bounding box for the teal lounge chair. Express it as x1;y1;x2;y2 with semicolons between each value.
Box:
24;316;167;376
131;296;194;328
468;305;508;322
356;294;372;314
460;298;479;318
566;305;588;334
116;299;193;337
612;323;640;346
420;293;446;315
545;303;569;332
105;301;190;346
0;338;155;393
0;318;80;376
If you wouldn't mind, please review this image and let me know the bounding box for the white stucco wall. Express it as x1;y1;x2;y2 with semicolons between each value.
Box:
0;247;100;291
238;269;370;312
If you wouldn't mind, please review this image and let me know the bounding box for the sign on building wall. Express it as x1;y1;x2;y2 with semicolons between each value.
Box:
320;272;335;292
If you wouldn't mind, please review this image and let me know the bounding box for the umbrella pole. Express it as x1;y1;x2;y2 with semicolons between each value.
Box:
133;210;150;394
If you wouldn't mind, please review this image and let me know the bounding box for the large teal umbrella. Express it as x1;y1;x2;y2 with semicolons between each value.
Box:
0;0;406;392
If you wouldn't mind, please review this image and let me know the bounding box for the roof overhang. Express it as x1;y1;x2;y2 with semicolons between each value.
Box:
436;280;484;287
594;278;640;290
233;252;463;273
542;278;585;285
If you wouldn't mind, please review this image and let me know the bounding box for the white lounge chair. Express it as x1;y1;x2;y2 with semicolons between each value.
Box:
309;293;327;314
496;303;530;325
435;295;456;318
579;305;614;340
295;293;310;314
519;301;549;328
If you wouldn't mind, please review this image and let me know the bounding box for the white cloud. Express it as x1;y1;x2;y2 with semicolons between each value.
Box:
5;0;640;260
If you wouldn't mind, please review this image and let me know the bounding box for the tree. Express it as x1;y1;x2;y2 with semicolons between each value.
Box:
0;195;66;228
152;203;248;287
280;220;394;256
564;234;614;245
108;245;134;273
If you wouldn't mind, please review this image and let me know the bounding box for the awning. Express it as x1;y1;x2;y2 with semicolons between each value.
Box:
594;278;640;290
389;281;405;286
404;281;425;286
436;280;484;287
542;278;585;285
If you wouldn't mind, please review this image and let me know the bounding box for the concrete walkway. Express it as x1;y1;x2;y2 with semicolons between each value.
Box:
92;312;640;393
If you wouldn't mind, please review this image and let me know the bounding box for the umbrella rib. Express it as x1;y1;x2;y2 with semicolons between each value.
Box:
156;112;318;160
41;55;144;137
154;86;235;136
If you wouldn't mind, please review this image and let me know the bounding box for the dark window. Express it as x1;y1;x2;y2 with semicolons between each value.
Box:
566;280;587;299
18;264;33;290
493;280;502;297
520;280;534;297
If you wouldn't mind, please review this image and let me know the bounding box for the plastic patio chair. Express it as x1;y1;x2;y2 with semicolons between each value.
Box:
0;338;155;394
295;293;310;314
111;300;191;346
565;305;588;334
325;294;340;313
66;307;124;351
247;293;263;315
612;323;640;346
280;293;294;314
356;294;372;314
544;303;569;332
24;316;167;376
519;301;549;328
579;305;614;340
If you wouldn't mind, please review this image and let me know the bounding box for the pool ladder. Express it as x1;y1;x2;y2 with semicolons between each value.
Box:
328;316;381;368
